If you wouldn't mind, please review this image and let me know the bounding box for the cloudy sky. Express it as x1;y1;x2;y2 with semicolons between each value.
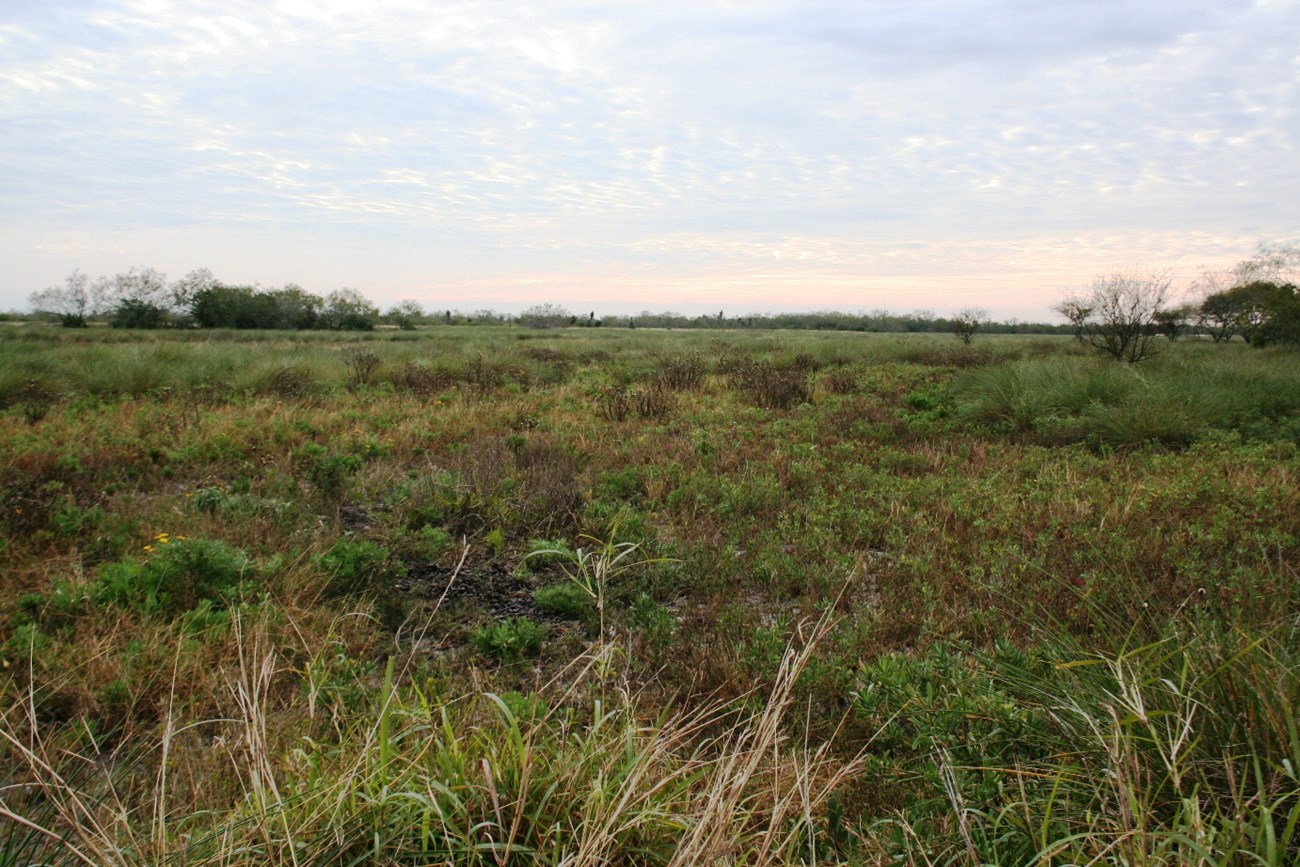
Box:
2;0;1297;319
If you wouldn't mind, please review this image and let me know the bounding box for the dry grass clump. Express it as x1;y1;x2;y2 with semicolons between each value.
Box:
1;606;866;866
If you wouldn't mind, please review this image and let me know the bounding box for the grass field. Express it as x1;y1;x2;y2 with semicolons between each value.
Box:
2;324;1298;864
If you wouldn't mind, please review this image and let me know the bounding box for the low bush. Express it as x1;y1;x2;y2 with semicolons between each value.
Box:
473;616;543;662
317;538;399;597
532;581;592;619
730;360;811;409
654;352;706;390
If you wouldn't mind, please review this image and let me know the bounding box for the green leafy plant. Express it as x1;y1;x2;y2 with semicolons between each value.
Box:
472;617;543;663
91;535;252;618
529;517;670;640
317;538;399;597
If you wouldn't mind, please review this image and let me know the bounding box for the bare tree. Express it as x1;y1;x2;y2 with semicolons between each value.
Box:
169;268;218;314
1078;270;1171;363
950;307;988;345
1236;241;1300;285
29;270;92;326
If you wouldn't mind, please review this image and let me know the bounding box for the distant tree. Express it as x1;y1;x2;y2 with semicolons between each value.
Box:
264;285;322;329
106;266;172;328
29;270;92;326
1153;303;1197;341
319;288;378;330
1193;243;1300;347
111;297;170;329
1189;267;1239;342
1052;296;1095;343
903;309;936;333
1235;241;1300;286
1207;281;1300;347
466;309;507;325
1196;291;1241;343
170;268;218;318
385;300;424;330
1073;270;1171;363
950;307;988;345
517;303;572;329
190;284;259;328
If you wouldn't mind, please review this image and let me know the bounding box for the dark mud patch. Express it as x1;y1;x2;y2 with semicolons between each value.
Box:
397;560;572;624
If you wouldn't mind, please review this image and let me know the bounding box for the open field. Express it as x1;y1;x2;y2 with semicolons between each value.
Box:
2;325;1298;864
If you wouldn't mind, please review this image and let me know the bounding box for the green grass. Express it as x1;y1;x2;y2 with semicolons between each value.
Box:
957;343;1300;447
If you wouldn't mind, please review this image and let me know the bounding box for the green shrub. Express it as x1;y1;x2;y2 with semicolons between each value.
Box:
317;538;397;597
4;622;50;656
49;503;104;537
414;525;454;560
92;536;252;617
595;468;645;504
532;582;592;619
629;592;676;650
483;527;506;556
472;617;543;663
309;453;363;496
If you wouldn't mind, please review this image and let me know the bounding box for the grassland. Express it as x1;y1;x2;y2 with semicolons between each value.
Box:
1;324;1297;865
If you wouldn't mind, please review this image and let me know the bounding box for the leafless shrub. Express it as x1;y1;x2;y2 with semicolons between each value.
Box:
655;353;706;390
462;352;505;392
18;379;60;424
595;385;631;422
908;347;1001;368
453;436;512;500
394;361;449;395
714;346;752;377
342;347;382;387
595;382;675;421
823;367;861;395
732;360;811;410
786;351;821;372
950;307;988;345
262;366;318;398
523;347;565;364
185;380;233;405
513;436;585;531
632;380;676;419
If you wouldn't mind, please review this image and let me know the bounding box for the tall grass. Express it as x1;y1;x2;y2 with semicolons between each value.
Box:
858;618;1300;865
0;607;865;865
958;344;1300;447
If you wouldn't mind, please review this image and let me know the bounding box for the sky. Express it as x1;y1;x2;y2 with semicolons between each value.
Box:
1;0;1297;320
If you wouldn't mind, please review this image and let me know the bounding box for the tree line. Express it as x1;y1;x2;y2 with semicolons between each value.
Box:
25;243;1300;350
28;268;392;331
25;271;1058;335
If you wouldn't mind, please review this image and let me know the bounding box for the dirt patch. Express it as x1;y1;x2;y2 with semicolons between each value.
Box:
398;560;571;624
